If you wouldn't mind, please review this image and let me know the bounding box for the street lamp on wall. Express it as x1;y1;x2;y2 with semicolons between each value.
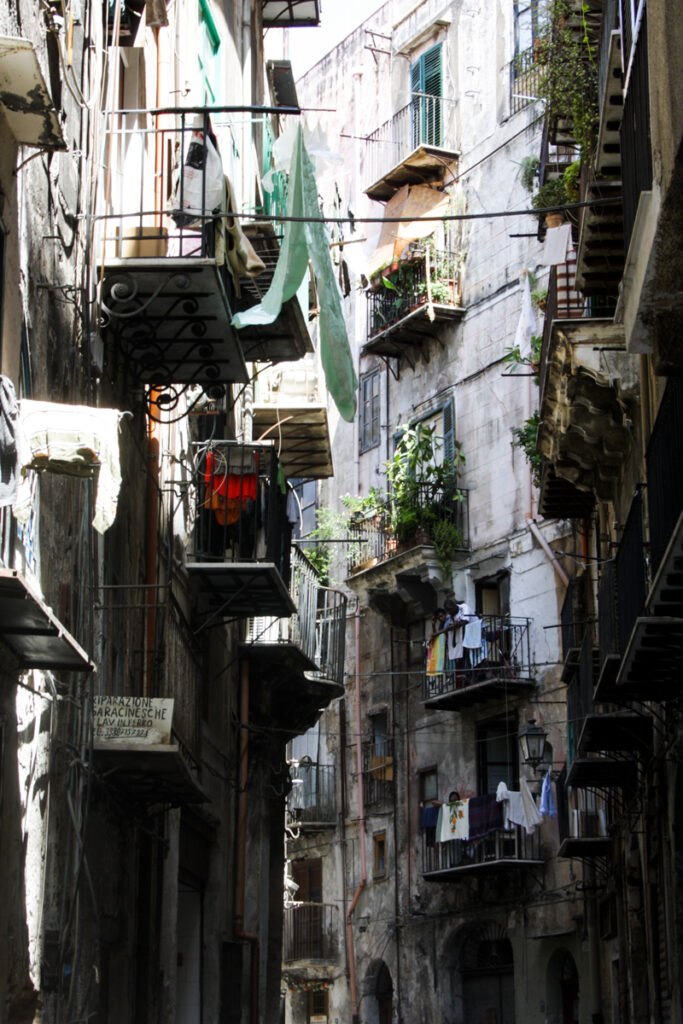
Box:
518;718;548;770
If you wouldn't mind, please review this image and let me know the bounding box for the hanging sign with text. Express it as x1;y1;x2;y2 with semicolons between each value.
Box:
93;696;174;745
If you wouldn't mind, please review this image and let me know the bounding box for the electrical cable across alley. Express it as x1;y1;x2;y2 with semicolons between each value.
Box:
96;194;622;228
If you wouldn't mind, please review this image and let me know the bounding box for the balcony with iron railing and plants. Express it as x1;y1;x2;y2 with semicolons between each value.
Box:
364;92;459;202
364;244;465;358
340;423;469;596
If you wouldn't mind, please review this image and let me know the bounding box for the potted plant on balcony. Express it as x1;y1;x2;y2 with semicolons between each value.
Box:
535;0;599;162
531;177;568;228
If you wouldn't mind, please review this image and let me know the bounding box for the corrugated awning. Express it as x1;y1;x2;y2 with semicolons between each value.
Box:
0;36;65;150
0;569;94;672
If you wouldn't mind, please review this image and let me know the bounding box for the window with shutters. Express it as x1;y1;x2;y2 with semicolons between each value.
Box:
410;44;443;148
359;369;381;453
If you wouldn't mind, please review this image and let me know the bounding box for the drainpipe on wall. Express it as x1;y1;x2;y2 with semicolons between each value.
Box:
346;602;367;1024
235;658;259;1024
527;519;569;588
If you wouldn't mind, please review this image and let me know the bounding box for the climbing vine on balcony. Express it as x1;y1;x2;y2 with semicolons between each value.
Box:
535;0;599;161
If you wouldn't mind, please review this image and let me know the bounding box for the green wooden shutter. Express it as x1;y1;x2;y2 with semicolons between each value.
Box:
442;398;455;465
410;44;442;147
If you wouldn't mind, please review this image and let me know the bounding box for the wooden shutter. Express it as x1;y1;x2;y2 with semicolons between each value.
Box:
442;398;455;465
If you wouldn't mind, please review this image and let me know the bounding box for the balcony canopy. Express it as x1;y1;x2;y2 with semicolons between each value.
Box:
0;36;65;149
261;1;320;27
0;570;93;672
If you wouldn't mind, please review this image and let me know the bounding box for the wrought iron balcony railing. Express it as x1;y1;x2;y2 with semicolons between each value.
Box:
364;93;457;190
366;247;463;340
347;486;469;575
421;822;542;875
510;47;542;116
422;615;533;703
190;440;289;573
286;763;336;827
558;784;613;857
283;903;340;962
560;576;586;662
246;547;346;685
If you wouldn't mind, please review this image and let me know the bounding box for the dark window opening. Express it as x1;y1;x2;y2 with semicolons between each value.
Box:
477;716;518;795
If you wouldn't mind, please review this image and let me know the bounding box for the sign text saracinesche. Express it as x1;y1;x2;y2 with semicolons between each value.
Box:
93;695;174;745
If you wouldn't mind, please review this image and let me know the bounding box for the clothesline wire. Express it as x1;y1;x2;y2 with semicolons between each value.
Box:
95;195;622;227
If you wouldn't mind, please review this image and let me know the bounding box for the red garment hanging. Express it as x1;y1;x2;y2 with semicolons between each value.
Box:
203;450;258;525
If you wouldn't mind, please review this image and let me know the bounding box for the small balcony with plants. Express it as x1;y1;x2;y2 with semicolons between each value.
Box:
344;424;469;599
364;243;465;358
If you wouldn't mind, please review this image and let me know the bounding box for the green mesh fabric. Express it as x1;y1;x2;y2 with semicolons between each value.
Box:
232;126;357;422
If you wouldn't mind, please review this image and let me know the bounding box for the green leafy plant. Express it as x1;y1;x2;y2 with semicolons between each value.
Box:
345;424;467;571
503;335;543;373
511;410;542;487
531;176;568;215
531;288;548;311
520;155;540;192
432;517;464;578
562;160;581;202
536;0;599;161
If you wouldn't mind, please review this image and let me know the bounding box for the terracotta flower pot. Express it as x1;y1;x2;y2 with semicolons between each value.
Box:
545;212;564;229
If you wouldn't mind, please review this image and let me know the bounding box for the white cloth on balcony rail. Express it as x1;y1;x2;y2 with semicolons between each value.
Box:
496;779;542;834
541;223;574;267
463;617;482;649
13;401;124;534
513;272;537;360
436;798;469;842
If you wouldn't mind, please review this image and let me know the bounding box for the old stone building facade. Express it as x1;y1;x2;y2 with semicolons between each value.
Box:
0;0;346;1021
281;2;683;1023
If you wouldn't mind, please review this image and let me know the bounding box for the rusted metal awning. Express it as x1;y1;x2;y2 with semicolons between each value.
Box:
0;37;65;150
0;569;94;671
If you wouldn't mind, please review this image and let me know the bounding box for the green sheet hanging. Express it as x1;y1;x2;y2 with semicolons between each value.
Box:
232;125;357;422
